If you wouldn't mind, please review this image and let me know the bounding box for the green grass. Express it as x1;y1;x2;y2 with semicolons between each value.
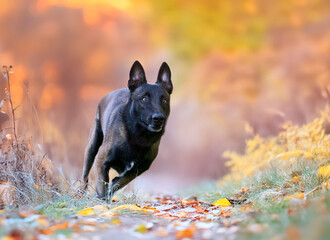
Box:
186;157;329;240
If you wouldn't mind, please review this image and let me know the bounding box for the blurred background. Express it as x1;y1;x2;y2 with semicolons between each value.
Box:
0;0;329;192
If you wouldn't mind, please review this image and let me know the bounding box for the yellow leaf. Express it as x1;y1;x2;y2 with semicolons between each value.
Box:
111;204;152;213
135;224;148;233
110;218;122;225
284;196;293;201
77;208;95;216
295;192;304;199
34;184;40;190
318;165;330;179
212;199;231;207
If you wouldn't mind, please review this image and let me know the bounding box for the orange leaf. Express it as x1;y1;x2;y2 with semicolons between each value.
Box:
294;193;304;199
143;206;159;213
193;206;205;213
241;205;252;211
41;222;69;235
175;228;195;240
292;176;300;183
286;226;301;239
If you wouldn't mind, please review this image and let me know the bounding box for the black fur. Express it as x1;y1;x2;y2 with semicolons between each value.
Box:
82;61;172;201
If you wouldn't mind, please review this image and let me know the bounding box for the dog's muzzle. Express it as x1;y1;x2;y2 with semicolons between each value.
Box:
147;113;165;132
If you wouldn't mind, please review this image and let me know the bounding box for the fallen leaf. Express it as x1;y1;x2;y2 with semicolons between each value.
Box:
240;205;252;211
77;208;95;216
135;224;148;233
99;210;118;217
111;204;152;213
284;196;293;201
286;226;301;239
92;205;108;212
193;206;205;213
292;176;300;183
110;218;122;225
294;192;304;199
98;224;108;228
177;210;187;218
0;182;16;206
3;229;24;240
241;187;250;194
175;227;195;239
143;206;159;213
41;222;69;235
212;199;231;207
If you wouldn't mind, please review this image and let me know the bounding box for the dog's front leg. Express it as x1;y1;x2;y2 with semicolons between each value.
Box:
107;164;137;202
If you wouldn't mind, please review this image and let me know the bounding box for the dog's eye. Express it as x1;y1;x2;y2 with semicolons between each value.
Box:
162;99;167;104
142;97;148;102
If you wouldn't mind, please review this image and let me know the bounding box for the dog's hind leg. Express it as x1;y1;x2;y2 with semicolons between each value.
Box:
82;115;103;190
94;146;112;199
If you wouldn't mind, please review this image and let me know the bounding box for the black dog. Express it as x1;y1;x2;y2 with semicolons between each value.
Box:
82;61;173;200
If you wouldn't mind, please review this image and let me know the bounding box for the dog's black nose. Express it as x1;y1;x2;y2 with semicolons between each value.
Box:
152;113;165;124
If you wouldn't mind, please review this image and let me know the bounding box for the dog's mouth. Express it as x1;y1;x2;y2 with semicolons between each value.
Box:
147;124;163;132
142;120;163;133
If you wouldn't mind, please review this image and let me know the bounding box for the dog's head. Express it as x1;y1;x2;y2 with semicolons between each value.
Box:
128;61;173;133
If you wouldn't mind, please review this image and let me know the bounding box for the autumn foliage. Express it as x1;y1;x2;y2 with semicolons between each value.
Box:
222;108;330;182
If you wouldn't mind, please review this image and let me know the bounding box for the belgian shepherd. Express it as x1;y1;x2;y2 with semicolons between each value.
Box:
82;61;173;200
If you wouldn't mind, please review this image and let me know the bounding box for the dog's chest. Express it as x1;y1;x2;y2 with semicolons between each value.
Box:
112;144;157;174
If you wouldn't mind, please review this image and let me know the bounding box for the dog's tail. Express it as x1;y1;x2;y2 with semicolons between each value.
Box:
82;109;103;190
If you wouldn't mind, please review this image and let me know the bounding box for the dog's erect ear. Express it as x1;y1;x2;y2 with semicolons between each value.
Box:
156;62;173;94
128;61;147;92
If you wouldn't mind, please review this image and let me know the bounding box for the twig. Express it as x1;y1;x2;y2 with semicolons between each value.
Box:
305;186;322;197
2;66;18;151
22;83;44;151
37;153;48;170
